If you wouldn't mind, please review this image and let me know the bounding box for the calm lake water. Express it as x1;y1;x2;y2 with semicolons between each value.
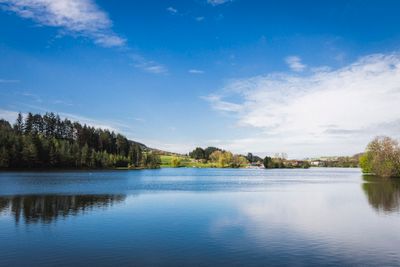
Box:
0;168;400;266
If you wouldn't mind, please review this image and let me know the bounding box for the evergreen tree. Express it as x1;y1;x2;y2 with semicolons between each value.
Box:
24;112;34;134
13;112;24;135
189;147;205;160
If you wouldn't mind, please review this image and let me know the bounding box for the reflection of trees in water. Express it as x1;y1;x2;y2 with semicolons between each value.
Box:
0;194;126;224
0;198;8;214
362;176;400;213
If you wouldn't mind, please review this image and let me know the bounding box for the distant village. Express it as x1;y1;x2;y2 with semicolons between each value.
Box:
305;155;360;168
247;155;360;168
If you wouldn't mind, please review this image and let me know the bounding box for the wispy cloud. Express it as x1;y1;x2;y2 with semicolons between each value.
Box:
285;56;306;72
20;92;43;103
207;0;232;6
203;95;242;112
166;6;178;14
195;16;205;21
0;0;125;47
205;53;400;157
53;99;74;106
133;117;145;122
130;54;168;74
0;1;169;74
188;69;204;74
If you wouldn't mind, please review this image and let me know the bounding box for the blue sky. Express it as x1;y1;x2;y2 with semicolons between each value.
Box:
1;0;400;158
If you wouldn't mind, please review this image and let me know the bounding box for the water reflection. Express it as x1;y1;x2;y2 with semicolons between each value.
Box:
362;175;400;213
0;194;126;224
0;169;400;266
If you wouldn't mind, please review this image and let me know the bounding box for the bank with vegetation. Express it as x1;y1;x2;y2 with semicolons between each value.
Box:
163;147;311;169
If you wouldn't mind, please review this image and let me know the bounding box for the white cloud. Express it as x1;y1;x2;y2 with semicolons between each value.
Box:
166;6;177;14
0;109;21;123
207;0;232;6
195;16;205;21
203;95;242;112
188;69;204;74
142;65;167;74
285;56;306;72
205;53;400;158
0;0;125;47
0;1;171;73
130;54;168;74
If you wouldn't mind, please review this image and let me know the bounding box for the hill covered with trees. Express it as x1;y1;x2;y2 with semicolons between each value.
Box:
0;112;160;169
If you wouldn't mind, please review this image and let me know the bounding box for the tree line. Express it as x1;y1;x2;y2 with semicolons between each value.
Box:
188;147;263;168
263;156;310;169
0;112;160;169
189;146;313;169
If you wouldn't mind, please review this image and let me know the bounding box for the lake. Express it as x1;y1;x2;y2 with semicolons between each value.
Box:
0;168;399;266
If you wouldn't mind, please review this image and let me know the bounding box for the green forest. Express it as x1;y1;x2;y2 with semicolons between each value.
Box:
0;112;160;169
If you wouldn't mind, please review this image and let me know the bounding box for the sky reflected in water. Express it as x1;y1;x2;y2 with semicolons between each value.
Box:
0;168;400;266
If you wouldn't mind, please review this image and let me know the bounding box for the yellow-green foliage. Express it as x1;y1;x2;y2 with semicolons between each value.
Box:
209;150;248;168
360;137;400;177
359;152;373;174
171;156;181;168
210;150;230;167
161;151;250;169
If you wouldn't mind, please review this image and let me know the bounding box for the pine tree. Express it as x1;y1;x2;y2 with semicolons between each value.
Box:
24;112;34;134
13;112;24;135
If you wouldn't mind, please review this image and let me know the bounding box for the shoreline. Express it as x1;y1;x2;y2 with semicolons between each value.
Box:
0;166;361;172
